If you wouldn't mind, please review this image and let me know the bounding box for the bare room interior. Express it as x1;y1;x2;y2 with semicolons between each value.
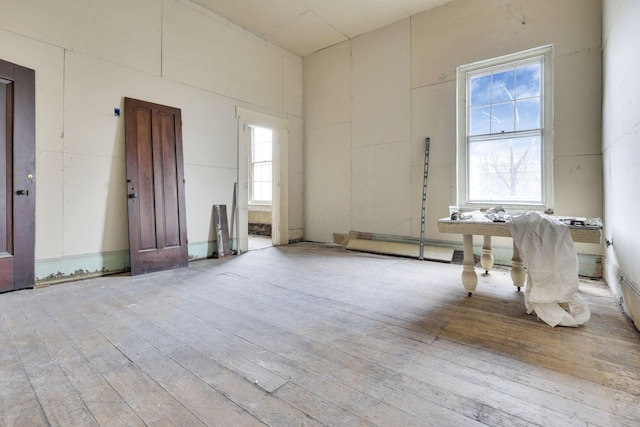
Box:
1;0;639;425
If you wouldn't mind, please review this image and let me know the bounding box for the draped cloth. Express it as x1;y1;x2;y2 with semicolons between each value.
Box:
508;211;590;327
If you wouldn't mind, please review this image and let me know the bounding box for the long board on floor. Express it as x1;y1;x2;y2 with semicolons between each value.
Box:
346;238;454;262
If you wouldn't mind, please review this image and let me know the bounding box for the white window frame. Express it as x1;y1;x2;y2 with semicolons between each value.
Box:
456;45;554;210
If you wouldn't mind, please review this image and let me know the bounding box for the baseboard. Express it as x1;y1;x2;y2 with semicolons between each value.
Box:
339;230;601;278
35;250;131;285
289;228;304;243
34;240;223;286
603;257;640;331
190;240;223;259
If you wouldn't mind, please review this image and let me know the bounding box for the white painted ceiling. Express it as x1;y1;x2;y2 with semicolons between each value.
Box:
191;0;453;57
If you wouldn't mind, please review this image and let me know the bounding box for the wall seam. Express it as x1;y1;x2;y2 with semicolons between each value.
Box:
160;0;164;77
61;48;67;258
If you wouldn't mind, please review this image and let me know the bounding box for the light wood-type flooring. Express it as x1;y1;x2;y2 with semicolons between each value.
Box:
1;242;639;426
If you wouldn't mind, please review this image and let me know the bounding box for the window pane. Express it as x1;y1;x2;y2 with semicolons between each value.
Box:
256;163;270;182
470;74;491;106
250;125;273;203
253;163;261;181
469;106;491;135
491;69;515;103
251;126;273;162
262;143;274;162
516;63;541;99
262;183;272;201
252;162;272;202
254;142;272;162
468;135;542;203
253;126;272;143
255;182;271;201
254;183;263;201
264;163;271;181
515;98;540;131
491;102;515;133
469;62;542;137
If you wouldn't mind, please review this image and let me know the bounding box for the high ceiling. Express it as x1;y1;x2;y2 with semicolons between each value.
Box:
191;0;453;57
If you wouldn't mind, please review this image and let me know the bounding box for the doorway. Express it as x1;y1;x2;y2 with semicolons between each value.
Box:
0;59;35;293
236;108;288;253
247;125;273;251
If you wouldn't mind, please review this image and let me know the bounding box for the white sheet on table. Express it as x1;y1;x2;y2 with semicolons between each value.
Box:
508;211;590;327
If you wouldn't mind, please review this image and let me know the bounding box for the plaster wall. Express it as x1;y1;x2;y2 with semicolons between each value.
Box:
0;0;303;281
249;210;272;225
602;0;640;329
304;0;603;266
304;43;352;242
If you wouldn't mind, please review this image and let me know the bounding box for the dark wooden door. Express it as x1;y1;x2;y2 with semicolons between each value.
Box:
0;59;35;293
124;98;188;275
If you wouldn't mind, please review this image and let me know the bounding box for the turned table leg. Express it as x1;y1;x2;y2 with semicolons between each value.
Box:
480;235;494;274
510;241;526;291
462;234;478;296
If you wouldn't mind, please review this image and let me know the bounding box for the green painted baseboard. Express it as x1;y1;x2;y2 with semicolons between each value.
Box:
35;250;131;285
34;239;235;285
33;236;602;286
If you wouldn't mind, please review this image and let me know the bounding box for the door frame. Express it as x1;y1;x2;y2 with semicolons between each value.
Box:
236;107;288;253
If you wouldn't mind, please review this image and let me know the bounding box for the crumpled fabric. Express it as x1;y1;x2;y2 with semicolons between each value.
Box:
508;211;590;327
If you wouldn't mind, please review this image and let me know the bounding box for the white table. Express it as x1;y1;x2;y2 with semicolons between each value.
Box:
437;218;602;296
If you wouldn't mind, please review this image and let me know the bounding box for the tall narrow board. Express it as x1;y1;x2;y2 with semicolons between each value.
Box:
213;204;231;257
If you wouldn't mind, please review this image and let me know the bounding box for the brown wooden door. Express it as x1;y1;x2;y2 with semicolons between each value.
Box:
0;59;35;293
124;98;188;275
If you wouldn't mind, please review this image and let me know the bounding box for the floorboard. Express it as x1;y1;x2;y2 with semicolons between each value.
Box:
1;242;639;426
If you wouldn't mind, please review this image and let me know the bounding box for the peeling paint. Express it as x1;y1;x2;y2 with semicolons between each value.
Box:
38;266;127;286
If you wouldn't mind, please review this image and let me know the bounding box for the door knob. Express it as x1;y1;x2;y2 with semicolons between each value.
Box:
128;193;138;199
16;190;29;196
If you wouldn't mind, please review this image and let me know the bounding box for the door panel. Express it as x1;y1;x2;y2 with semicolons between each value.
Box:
0;59;35;293
135;107;157;251
0;79;14;291
1;82;12;252
125;98;188;275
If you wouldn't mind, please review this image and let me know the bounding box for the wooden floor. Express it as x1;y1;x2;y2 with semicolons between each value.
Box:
1;242;639;426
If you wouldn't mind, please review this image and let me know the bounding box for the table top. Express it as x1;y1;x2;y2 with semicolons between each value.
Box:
437;218;602;244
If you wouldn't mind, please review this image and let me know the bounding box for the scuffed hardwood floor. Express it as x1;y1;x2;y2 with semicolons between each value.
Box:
1;242;639;426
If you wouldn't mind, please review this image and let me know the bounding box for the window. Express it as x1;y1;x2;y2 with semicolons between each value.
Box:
456;45;553;209
249;125;272;204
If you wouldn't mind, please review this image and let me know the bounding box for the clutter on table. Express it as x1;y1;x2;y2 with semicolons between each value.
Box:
448;205;602;228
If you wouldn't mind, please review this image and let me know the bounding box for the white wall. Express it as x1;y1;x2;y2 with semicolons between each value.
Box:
352;20;412;236
602;0;640;329
0;0;303;281
304;0;603;270
304;43;352;242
